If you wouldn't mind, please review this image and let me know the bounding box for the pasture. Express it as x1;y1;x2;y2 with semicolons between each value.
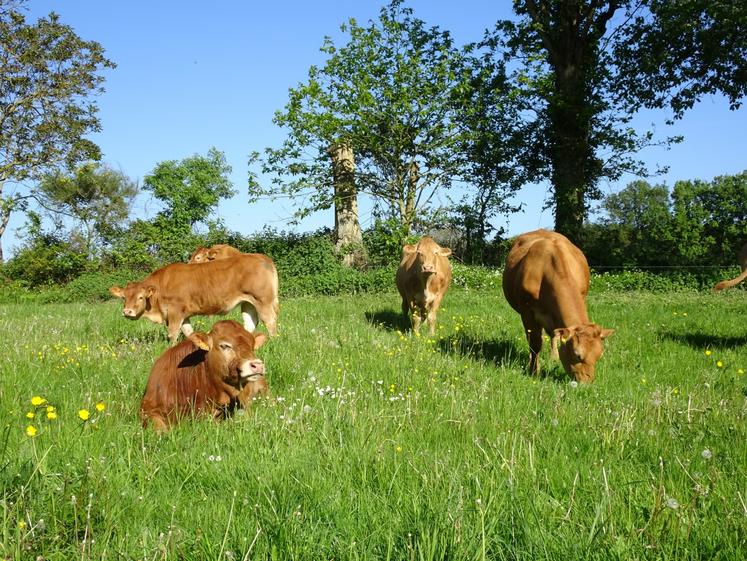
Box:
1;286;746;560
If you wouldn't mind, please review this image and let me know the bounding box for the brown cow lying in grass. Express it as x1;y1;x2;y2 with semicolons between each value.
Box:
109;253;279;343
189;243;241;263
139;320;269;432
395;236;452;335
713;242;747;292
502;229;614;382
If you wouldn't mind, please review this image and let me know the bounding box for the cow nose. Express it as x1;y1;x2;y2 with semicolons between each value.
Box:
123;308;136;318
422;264;436;273
241;359;265;378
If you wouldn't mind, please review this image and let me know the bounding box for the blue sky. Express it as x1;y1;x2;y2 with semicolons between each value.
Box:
6;1;746;256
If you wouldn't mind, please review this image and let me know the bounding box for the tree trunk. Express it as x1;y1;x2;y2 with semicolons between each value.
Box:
328;142;365;267
0;205;9;264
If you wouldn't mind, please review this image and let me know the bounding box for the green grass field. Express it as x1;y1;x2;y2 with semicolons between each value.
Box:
1;287;746;560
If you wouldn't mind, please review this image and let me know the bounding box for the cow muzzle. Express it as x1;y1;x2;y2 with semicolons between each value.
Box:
123;308;138;319
239;359;265;379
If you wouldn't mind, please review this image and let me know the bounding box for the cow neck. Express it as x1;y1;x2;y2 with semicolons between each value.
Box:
549;282;590;328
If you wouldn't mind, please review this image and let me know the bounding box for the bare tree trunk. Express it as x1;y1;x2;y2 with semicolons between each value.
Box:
0;205;9;264
328;142;365;267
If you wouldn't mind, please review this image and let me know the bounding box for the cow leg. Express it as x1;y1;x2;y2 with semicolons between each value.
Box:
167;320;184;344
521;314;543;375
238;376;270;408
241;302;259;332
254;301;278;336
180;319;194;337
411;305;424;332
426;294;445;335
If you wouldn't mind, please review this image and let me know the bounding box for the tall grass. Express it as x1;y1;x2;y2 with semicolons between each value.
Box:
1;288;745;559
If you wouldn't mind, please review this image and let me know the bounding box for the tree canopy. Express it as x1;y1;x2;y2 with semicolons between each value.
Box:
0;1;114;261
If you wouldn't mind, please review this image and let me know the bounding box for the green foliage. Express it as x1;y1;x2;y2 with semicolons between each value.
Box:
144;147;234;229
0;4;114;259
34;162;138;259
585;173;747;269
252;0;468;233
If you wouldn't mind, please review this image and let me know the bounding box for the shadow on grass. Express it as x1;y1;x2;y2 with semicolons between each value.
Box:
659;330;747;350
365;309;410;332
437;333;521;366
437;334;572;382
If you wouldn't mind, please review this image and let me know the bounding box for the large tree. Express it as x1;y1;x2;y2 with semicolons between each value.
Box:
33;162;137;260
0;2;114;261
250;1;466;238
133;147;235;263
493;0;746;244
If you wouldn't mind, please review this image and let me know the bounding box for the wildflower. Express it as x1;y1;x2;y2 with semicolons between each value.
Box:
26;425;38;437
26;412;35;419
78;409;90;421
17;520;26;529
738;368;745;376
395;446;403;453
705;350;712;356
569;381;578;389
665;496;679;510
46;405;55;413
47;411;57;420
701;449;712;460
95;402;106;412
716;361;724;368
31;396;46;406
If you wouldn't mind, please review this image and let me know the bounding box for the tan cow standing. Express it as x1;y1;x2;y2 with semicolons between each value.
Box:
109;253;279;343
502;229;614;382
713;242;747;291
139;320;269;432
396;236;452;335
189;244;242;264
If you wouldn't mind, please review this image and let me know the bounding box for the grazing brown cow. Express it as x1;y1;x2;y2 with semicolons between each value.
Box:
139;320;269;432
109;254;279;343
189;244;242;264
713;242;747;292
396;236;452;335
502;229;614;382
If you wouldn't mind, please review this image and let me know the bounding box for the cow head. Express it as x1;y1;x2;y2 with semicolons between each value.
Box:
188;320;268;385
403;237;452;275
552;324;615;383
109;282;156;319
189;247;210;264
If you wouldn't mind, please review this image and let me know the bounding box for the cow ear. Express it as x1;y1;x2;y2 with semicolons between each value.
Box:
253;333;268;350
188;332;211;351
402;244;416;256
600;328;615;340
207;249;218;260
438;247;452;257
553;327;573;344
109;286;124;298
144;285;157;298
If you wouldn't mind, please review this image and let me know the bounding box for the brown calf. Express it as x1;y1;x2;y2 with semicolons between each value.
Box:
713;242;747;292
502;229;614;382
139;320;269;432
189;244;242;264
109;253;279;343
395;236;452;335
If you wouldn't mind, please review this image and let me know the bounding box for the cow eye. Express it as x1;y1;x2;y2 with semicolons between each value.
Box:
219;343;232;351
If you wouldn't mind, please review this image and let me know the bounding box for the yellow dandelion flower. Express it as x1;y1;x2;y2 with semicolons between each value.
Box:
18;520;26;529
25;411;35;419
47;411;57;420
395;446;403;453
25;425;38;437
716;361;724;368
46;405;55;413
738;368;745;375
705;350;712;356
78;409;90;421
31;396;46;406
95;402;106;412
